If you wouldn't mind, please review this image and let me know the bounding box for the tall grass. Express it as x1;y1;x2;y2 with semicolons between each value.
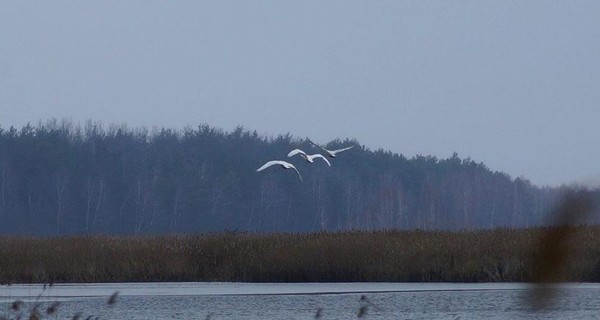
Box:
1;228;600;284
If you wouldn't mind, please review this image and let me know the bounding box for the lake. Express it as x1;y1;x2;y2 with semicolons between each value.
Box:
2;282;600;319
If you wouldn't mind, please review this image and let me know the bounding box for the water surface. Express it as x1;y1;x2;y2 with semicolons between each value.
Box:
2;282;599;319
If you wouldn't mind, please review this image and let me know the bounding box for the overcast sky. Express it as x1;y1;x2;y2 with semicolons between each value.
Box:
1;1;599;187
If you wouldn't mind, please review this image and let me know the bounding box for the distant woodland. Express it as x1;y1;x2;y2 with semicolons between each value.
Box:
0;119;597;235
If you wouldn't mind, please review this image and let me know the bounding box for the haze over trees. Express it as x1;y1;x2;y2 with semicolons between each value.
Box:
0;120;596;235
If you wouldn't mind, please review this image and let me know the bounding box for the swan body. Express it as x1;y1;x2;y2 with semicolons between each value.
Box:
287;149;331;166
307;139;354;158
256;160;303;181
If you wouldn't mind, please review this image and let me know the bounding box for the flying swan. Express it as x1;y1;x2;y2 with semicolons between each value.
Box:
307;139;354;158
256;160;303;181
287;149;331;166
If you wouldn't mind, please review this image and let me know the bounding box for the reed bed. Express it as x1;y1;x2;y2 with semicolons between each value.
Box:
1;227;600;284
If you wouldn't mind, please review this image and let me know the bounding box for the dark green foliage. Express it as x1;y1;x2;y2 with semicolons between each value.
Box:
0;119;597;235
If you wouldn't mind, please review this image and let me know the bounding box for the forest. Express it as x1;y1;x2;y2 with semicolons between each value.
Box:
0;119;597;235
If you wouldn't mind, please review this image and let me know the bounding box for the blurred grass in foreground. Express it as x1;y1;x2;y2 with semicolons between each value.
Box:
529;189;599;309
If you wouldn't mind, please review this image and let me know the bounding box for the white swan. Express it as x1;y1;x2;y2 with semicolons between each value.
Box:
287;149;331;166
307;139;354;158
256;160;303;181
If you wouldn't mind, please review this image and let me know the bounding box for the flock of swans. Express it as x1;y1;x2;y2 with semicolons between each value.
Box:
256;138;354;182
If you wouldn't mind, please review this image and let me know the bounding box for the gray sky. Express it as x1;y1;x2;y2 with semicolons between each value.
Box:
1;1;599;187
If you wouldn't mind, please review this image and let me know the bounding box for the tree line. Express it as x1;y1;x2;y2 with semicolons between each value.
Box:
0;119;596;235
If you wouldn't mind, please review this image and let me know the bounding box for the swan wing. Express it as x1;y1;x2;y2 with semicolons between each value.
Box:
287;149;307;157
290;164;303;182
279;161;304;181
279;161;303;181
331;145;354;154
256;160;282;172
257;160;303;181
311;154;331;166
307;138;329;152
306;138;321;148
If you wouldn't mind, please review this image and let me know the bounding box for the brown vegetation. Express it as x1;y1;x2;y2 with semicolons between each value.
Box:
2;227;600;284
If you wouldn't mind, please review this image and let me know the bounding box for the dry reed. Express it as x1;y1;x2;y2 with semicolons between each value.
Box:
1;227;600;284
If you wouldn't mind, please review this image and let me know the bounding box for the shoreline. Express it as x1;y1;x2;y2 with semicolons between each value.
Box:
0;282;566;299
